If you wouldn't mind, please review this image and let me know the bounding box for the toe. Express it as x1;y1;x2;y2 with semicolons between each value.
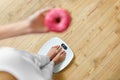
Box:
52;45;59;48
56;47;62;53
61;51;66;58
59;50;65;54
57;45;60;49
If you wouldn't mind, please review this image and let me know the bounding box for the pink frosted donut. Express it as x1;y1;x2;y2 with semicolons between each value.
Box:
44;8;71;32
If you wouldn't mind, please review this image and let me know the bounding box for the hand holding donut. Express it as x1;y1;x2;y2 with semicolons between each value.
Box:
0;7;71;40
27;8;71;33
27;7;52;33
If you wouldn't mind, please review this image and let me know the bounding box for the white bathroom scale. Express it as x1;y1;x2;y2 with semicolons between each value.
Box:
38;37;74;73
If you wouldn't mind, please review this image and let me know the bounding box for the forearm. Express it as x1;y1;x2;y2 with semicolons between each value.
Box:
0;8;51;40
0;20;32;39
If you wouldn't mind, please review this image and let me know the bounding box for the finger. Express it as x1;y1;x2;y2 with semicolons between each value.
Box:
39;28;50;33
29;7;54;20
40;6;54;13
34;7;54;17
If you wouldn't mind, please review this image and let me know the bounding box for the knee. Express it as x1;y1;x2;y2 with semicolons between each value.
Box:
0;71;17;80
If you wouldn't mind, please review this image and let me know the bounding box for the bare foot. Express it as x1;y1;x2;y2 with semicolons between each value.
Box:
52;49;66;65
47;45;62;60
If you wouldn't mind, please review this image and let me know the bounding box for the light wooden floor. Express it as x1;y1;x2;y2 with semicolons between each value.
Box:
0;0;120;80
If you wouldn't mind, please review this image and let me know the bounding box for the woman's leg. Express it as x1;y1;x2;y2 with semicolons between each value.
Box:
33;55;50;68
14;45;61;68
33;45;62;68
41;61;54;80
41;47;66;80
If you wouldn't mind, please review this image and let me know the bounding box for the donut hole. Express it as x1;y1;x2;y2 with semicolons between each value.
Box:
55;17;61;23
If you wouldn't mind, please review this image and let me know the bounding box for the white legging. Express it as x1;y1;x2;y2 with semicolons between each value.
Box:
0;47;54;80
